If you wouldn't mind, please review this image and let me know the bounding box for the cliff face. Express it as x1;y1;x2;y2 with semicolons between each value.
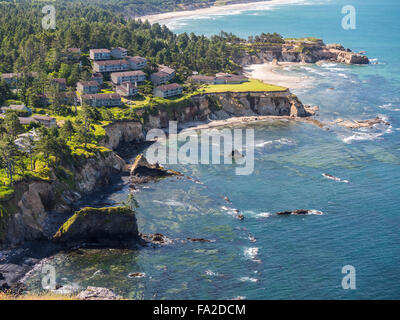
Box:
238;41;369;65
0;90;307;248
0;152;126;248
103;91;307;150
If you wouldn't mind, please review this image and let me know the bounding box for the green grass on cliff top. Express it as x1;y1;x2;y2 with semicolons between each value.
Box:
203;79;287;93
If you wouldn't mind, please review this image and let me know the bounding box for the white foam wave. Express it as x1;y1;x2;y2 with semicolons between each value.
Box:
378;103;400;112
341;115;392;144
239;277;258;283
205;270;224;277
322;174;350;184
244;247;259;261
153;200;186;207
308;210;324;215
257;212;272;218
255;138;296;148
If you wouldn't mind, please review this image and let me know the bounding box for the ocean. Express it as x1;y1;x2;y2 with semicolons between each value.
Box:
25;0;400;299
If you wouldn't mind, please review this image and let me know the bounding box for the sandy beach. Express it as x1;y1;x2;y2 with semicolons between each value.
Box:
244;62;312;89
139;0;304;25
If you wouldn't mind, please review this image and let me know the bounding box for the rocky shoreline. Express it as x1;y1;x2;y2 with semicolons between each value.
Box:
0;43;373;295
0;89;313;293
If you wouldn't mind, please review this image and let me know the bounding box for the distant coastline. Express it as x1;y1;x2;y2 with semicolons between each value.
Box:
139;0;303;25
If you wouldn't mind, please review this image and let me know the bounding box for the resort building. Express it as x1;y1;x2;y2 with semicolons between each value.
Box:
0;104;32;115
61;92;78;106
188;75;217;85
51;78;67;91
89;49;111;61
214;73;248;84
188;73;249;85
32;115;57;128
93;60;130;73
2;114;58;128
91;73;104;86
77;81;100;94
151;66;176;86
81;93;122;107
67;48;81;54
111;47;128;59
116;82;139;97
153;83;183;98
111;70;146;85
127;56;147;70
1;72;38;86
65;48;81;61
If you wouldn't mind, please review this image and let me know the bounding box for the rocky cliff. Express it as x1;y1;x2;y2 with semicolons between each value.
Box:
238;40;369;65
102;91;308;150
0;90;308;248
0;151;126;248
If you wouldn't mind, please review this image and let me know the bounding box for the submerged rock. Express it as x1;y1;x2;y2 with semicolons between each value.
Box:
230;150;244;159
128;272;146;279
141;233;172;245
333;117;390;129
277;209;309;215
77;286;122;300
53;206;140;247
188;238;213;243
276;209;323;216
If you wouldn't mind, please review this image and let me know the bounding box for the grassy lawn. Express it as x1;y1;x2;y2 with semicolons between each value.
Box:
203;79;287;93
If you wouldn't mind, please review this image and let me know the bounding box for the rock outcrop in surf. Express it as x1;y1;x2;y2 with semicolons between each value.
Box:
276;209;323;216
53;206;140;247
130;154;181;185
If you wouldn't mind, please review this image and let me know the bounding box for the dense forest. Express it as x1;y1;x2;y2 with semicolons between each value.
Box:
1;0;246;17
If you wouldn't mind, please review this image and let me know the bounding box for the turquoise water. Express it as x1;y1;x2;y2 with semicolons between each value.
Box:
26;0;400;299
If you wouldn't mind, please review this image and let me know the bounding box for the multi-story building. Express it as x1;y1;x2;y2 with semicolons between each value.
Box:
214;73;249;84
77;81;100;94
81;93;122;107
65;48;81;61
89;49;111;61
1;72;38;86
153;83;183;98
32;115;57;128
93;60;130;73
188;75;217;85
0;104;32;115
116;82;139;97
127;56;147;70
91;73;104;86
151;66;176;85
111;70;146;85
111;47;128;59
51;78;67;91
188;73;248;85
